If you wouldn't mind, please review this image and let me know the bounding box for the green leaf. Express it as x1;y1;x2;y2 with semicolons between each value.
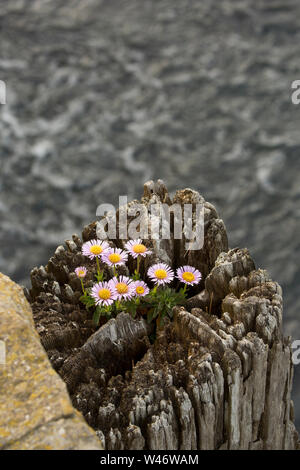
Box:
95;271;105;282
132;271;141;281
93;308;101;326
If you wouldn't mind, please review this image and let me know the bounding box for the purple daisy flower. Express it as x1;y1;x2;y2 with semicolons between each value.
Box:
176;266;202;286
101;248;128;267
91;281;117;307
132;280;150;297
147;263;174;286
82;239;110;259
74;266;87;278
110;276;134;300
125;239;152;259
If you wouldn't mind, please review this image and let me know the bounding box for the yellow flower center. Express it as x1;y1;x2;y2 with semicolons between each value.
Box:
136;286;145;295
133;243;147;254
116;282;128;294
90;245;103;255
98;288;111;300
108;253;122;264
182;272;195;283
154;269;167;280
78;270;85;277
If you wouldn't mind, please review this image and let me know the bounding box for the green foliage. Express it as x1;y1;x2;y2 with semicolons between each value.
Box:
122;298;138;318
79;284;187;329
92;305;111;325
95;270;105;282
144;287;187;325
77;252;198;333
80;291;95;310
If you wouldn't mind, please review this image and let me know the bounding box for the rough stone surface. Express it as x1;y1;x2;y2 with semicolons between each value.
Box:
0;272;102;450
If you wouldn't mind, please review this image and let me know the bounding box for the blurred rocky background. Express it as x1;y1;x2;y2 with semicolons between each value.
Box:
0;0;300;428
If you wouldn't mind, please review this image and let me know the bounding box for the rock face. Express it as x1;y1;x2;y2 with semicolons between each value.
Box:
27;180;299;450
0;273;102;450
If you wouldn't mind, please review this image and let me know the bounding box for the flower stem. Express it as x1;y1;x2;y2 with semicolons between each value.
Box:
80;279;86;294
96;257;101;276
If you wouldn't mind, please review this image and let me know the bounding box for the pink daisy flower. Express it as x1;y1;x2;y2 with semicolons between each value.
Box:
132;280;150;297
101;248;128;267
125;239;152;259
147;263;174;286
176;266;202;286
82;239;110;259
110;276;134;300
91;281;117;307
74;266;87;278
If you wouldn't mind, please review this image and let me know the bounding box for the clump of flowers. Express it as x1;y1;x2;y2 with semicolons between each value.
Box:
75;238;202;330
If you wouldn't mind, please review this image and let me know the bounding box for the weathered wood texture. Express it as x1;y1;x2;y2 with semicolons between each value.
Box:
29;180;299;450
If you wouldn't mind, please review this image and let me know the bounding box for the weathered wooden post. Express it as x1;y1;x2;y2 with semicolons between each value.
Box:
29;180;299;450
